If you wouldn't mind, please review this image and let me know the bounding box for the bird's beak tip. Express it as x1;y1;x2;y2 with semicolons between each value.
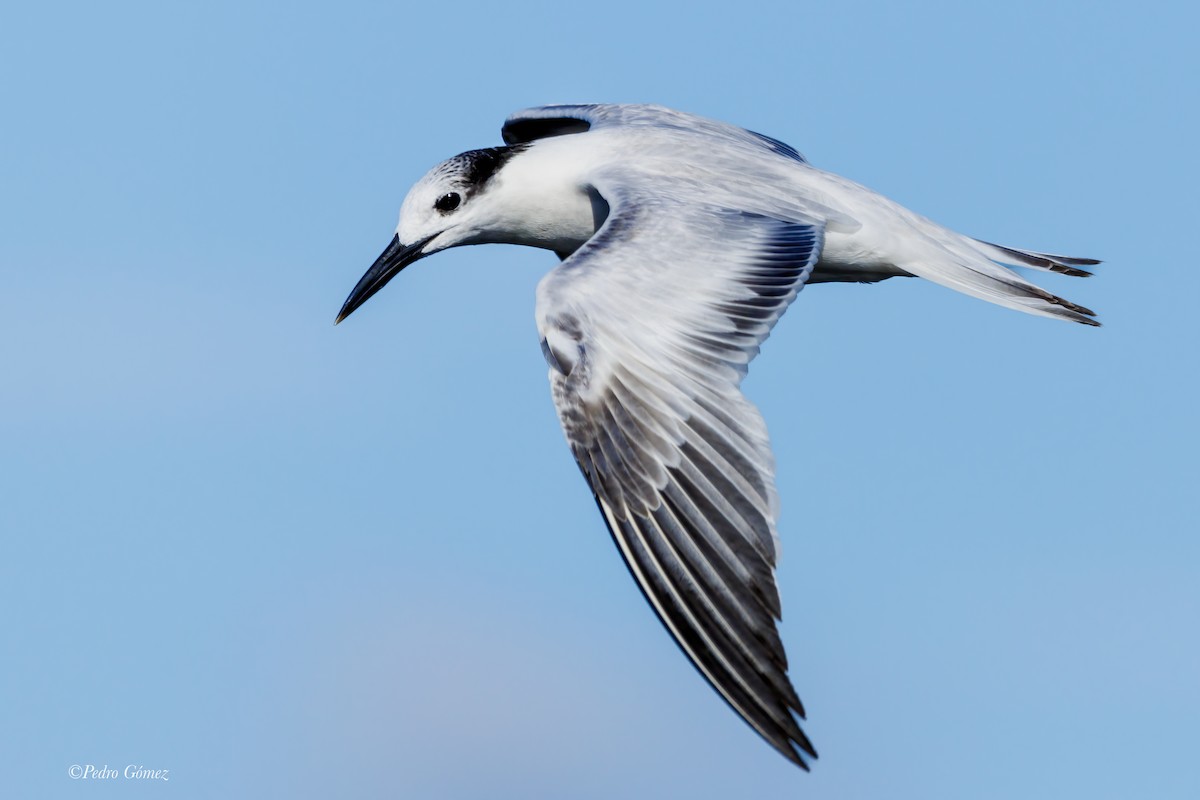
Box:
336;234;431;326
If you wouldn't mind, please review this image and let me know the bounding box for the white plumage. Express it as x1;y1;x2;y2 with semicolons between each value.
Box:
336;104;1100;768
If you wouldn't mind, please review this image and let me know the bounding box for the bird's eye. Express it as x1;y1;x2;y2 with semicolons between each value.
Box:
434;192;461;213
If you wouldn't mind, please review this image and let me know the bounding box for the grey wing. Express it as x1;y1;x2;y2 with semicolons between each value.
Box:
502;103;808;163
537;175;824;768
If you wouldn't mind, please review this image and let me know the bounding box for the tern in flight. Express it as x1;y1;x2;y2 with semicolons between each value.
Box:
335;104;1099;769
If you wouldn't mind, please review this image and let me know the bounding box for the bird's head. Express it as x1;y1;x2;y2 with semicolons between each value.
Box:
335;146;526;324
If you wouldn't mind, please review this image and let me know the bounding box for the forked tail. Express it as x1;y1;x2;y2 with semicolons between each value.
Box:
903;236;1101;326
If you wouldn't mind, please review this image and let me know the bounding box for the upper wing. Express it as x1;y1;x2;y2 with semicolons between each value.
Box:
537;174;824;768
503;103;808;163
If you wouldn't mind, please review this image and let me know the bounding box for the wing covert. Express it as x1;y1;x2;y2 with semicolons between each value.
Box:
503;104;808;163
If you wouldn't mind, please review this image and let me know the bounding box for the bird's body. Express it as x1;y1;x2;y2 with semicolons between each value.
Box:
336;104;1099;769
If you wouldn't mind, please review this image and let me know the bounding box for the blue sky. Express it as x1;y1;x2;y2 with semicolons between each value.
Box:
2;1;1196;797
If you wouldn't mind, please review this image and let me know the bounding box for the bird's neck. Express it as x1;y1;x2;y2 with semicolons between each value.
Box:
485;141;607;257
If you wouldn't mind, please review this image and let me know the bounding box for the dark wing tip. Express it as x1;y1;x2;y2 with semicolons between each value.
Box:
769;724;818;770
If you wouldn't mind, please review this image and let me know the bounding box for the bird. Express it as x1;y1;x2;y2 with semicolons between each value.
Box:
334;104;1099;769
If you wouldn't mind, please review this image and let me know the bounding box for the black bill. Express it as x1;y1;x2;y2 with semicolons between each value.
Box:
335;234;434;324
